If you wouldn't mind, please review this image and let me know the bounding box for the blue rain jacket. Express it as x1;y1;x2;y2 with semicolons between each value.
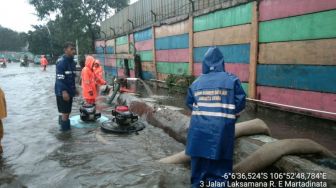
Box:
186;47;246;160
54;55;77;97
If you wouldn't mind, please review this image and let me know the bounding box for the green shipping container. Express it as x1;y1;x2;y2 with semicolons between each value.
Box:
241;83;249;97
116;59;134;69
259;10;336;43
193;2;252;32
156;62;189;75
137;51;153;62
116;36;128;45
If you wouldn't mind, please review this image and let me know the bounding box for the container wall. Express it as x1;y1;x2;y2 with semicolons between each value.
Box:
94;0;336;120
257;0;336;120
106;39;115;54
134;28;156;80
95;40;105;54
193;2;253;96
155;20;190;80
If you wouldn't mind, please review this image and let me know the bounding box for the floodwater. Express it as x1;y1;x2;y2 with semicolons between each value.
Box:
1;63;335;188
0;63;189;188
133;81;336;152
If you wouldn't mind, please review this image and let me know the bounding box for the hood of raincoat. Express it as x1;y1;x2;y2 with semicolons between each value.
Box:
85;55;95;70
202;47;225;74
95;60;101;68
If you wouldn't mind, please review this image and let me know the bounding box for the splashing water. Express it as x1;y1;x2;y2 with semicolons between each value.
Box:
130;78;153;96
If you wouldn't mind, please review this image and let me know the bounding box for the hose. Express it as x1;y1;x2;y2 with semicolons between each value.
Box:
234;139;335;173
107;83;120;104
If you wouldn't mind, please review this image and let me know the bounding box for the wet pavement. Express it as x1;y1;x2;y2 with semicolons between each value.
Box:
0;63;189;188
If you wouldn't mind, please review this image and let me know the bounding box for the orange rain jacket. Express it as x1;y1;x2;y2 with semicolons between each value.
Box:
94;60;106;86
81;56;97;103
40;56;48;66
0;87;7;146
0;87;6;120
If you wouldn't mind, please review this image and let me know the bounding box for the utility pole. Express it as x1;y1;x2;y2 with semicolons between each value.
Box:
76;39;79;58
45;25;53;59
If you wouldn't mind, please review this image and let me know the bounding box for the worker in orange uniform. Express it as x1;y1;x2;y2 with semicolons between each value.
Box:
81;56;98;104
40;55;49;71
93;60;107;94
0;87;7;153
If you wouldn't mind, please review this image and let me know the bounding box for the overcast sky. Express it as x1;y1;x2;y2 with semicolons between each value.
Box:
0;0;139;33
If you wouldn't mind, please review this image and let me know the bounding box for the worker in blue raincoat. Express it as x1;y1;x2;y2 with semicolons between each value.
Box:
55;42;77;131
185;47;246;187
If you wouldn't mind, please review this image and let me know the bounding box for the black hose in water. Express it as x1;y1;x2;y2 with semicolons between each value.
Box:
107;83;120;104
134;54;142;79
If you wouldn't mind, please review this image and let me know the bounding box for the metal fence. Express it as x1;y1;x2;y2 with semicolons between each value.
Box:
100;0;232;38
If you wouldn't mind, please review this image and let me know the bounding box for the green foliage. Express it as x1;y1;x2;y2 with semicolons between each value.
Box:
165;74;196;93
28;0;129;56
0;26;27;51
27;25;51;55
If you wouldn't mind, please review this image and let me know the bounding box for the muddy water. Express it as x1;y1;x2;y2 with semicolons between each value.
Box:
0;64;189;188
132;82;336;152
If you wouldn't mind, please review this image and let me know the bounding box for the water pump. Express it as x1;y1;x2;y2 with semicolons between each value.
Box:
101;106;145;134
80;103;101;122
112;106;138;126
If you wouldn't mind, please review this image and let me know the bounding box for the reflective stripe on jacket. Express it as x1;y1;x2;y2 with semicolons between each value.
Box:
186;47;246;160
54;55;76;97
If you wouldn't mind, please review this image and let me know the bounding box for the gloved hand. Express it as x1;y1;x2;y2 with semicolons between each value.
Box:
89;91;94;96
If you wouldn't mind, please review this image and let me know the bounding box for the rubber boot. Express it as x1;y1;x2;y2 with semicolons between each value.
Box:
58;115;62;125
60;119;71;132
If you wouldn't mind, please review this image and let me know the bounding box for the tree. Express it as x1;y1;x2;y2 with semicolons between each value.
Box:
29;0;129;54
27;25;51;54
0;25;27;51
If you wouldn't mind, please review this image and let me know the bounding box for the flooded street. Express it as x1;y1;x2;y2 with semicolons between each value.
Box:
1;0;336;187
0;63;189;188
0;63;335;188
